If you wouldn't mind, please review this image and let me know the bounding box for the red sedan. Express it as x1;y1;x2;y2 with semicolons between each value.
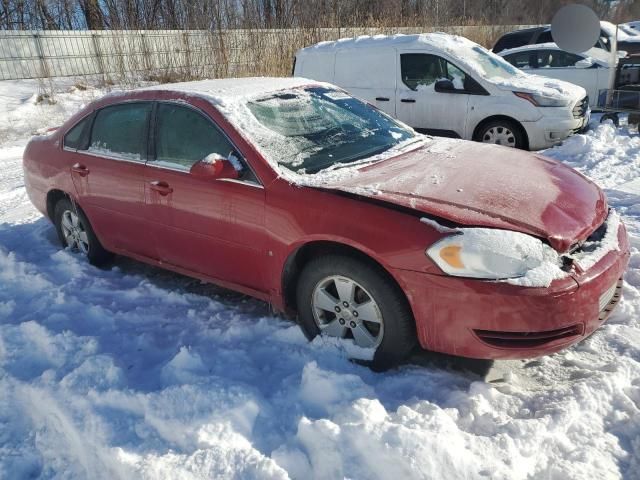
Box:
23;78;629;366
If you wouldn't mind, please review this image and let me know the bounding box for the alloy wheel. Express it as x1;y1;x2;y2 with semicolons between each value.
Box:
60;209;89;255
311;275;384;349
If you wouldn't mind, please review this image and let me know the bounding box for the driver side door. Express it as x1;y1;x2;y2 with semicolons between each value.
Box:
395;52;470;138
144;101;267;292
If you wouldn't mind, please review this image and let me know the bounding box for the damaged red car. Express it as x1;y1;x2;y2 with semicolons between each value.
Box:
23;78;630;365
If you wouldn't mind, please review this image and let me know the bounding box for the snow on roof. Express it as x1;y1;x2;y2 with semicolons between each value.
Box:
297;32;479;54
601;21;640;43
497;43;612;66
141;77;314;103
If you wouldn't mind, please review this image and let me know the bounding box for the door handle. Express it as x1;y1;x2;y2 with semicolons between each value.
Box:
400;98;416;103
71;163;90;177
375;97;390;102
149;180;173;196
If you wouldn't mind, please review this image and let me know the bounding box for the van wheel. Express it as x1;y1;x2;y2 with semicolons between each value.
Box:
53;198;112;266
296;254;416;368
475;119;525;149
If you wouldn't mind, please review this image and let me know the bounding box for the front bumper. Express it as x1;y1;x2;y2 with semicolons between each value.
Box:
523;107;590;150
396;221;630;360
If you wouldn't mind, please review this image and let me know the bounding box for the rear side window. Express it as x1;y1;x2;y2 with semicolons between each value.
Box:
89;103;151;161
153;103;235;170
400;53;470;91
493;31;535;53
503;51;533;69
536;31;553;44
536;50;584;68
64;114;93;150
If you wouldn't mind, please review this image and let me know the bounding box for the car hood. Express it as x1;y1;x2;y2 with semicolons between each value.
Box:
315;140;607;252
492;73;586;102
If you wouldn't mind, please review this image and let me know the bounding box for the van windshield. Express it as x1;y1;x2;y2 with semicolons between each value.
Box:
466;45;521;80
246;87;415;174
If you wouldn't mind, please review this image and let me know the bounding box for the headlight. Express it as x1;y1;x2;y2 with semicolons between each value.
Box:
426;228;561;280
513;91;571;107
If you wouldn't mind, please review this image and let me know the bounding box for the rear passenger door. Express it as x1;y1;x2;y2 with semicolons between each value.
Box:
67;101;157;259
395;52;470;138
144;102;266;291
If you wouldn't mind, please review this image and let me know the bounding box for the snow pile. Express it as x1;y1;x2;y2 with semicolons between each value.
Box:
544;122;640;189
0;79;110;144
1;81;640;479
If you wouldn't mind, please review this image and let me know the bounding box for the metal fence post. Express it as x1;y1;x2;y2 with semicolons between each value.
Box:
91;32;106;82
33;32;50;79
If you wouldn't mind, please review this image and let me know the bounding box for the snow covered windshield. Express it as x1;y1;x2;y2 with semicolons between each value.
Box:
466;45;521;80
247;87;415;174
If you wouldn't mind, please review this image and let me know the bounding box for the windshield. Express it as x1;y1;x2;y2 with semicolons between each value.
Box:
247;87;415;174
466;45;521;80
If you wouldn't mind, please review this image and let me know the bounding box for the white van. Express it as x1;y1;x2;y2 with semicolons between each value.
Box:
294;33;589;150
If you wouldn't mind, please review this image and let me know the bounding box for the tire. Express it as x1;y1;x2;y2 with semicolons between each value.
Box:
600;113;620;127
296;254;416;367
53;197;113;266
475;119;526;149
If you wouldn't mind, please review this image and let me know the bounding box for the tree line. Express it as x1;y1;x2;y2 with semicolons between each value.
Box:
1;0;638;30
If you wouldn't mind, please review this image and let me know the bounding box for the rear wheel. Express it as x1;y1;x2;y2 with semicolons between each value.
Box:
296;254;416;367
53;198;112;266
475;119;525;149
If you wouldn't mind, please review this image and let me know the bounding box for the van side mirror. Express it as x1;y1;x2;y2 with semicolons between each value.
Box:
190;153;240;180
575;58;594;69
434;79;456;93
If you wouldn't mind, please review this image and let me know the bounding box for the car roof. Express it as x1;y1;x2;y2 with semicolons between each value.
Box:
139;77;315;102
500;26;546;36
297;32;480;55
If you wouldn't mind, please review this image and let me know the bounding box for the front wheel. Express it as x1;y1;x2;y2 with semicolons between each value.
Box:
296;254;416;367
475;119;525;149
53;197;112;266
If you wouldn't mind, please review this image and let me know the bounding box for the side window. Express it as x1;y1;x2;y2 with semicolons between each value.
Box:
154;103;237;170
400;54;469;91
503;52;533;69
537;50;584;68
494;31;533;52
89;103;151;161
536;50;554;68
64;114;93;150
551;51;584;68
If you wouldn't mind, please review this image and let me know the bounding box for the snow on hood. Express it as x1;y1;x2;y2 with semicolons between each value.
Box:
491;73;586;100
298;33;586;101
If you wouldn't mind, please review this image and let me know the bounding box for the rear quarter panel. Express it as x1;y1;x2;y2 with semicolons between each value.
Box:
23;132;77;218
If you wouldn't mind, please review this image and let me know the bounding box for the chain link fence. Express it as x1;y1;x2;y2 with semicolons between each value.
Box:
0;25;532;84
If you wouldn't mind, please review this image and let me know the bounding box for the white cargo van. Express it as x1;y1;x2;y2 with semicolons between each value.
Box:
294;33;589;150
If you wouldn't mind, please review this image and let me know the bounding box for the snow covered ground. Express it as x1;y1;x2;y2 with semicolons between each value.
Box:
0;80;639;479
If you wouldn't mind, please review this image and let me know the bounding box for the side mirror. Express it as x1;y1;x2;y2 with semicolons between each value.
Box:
190;153;240;180
434;79;456;93
575;58;594;69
